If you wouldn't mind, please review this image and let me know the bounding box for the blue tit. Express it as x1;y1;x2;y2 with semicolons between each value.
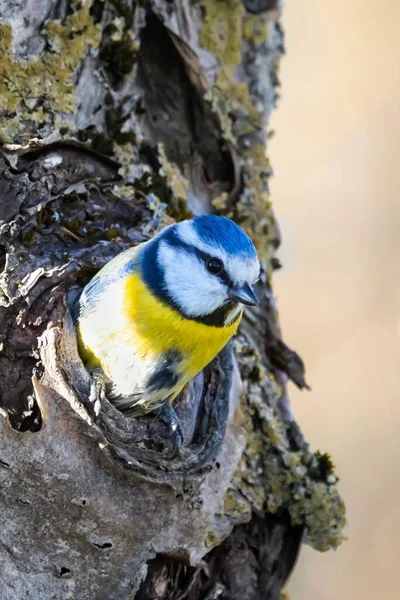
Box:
73;215;260;449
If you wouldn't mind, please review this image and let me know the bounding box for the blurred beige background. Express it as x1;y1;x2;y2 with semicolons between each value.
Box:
270;1;400;599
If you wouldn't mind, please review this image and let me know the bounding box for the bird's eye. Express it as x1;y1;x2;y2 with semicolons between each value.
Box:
206;258;223;274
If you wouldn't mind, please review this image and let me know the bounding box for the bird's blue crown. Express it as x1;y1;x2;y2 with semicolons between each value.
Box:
191;215;256;259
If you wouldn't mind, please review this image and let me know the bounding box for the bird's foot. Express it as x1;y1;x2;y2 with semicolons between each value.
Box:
156;401;184;459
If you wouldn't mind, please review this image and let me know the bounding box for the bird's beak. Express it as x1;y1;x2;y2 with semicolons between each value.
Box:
229;282;258;306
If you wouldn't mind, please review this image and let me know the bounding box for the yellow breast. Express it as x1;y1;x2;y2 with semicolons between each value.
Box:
123;273;241;379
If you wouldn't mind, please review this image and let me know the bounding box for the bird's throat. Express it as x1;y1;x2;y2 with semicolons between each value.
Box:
123;273;241;378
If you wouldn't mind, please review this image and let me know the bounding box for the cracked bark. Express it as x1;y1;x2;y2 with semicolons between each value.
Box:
0;1;346;599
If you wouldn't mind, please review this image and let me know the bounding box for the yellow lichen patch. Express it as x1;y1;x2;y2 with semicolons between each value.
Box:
199;0;263;142
211;191;229;212
199;1;269;138
223;487;252;520
205;529;224;549
158;144;190;202
230;332;347;553
215;68;263;133
156;144;193;221
46;5;100;58
235;142;276;260
199;0;245;66
110;16;127;42
198;0;276;262
243;15;272;47
0;21;12;51
0;6;101;142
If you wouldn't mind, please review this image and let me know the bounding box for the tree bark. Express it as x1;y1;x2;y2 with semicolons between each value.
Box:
0;1;346;599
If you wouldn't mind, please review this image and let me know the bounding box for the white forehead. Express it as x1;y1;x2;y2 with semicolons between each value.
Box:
176;220;260;284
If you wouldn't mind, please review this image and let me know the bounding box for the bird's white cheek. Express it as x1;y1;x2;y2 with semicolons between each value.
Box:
158;243;228;317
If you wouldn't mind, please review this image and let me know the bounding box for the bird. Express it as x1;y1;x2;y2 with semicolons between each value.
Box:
72;215;260;453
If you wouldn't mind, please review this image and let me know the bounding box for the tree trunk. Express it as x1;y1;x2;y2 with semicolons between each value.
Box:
0;1;346;599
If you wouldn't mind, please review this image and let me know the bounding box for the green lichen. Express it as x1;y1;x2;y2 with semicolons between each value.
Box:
112;140;192;230
199;1;271;135
199;0;245;66
230;333;347;553
205;529;224;549
0;21;12;53
0;5;101;142
235;144;276;261
157;144;193;221
157;145;189;202
211;191;229;212
243;15;272;47
107;0;136;24
99;16;139;88
223;487;252;520
200;0;261;143
198;0;278;262
313;451;336;481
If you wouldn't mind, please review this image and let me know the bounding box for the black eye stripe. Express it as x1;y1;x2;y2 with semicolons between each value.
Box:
165;232;234;287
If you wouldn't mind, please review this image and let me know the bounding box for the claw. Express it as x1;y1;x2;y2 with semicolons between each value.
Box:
157;401;183;459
